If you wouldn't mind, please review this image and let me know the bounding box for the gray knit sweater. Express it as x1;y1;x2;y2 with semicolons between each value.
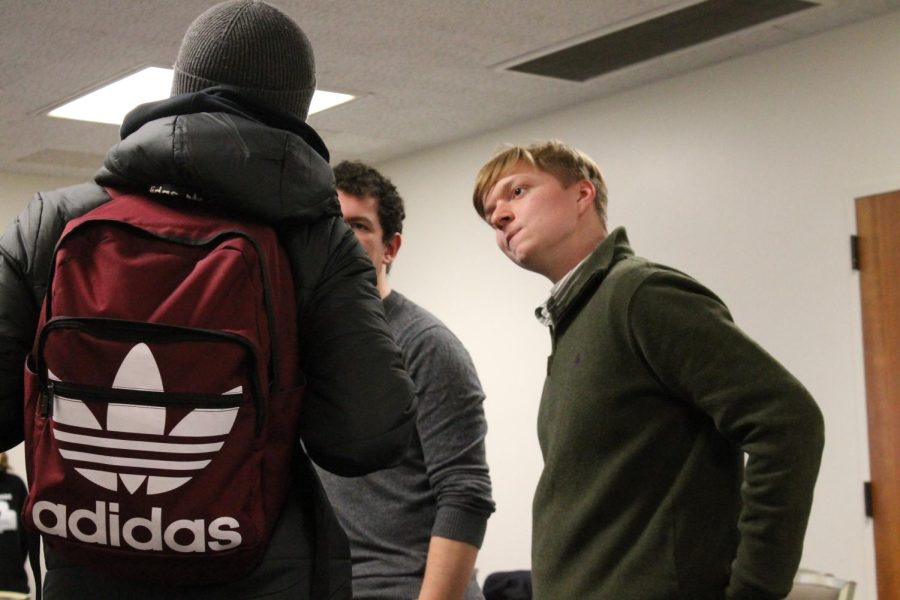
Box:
317;291;495;600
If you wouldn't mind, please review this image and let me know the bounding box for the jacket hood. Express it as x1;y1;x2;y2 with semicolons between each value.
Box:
95;87;340;225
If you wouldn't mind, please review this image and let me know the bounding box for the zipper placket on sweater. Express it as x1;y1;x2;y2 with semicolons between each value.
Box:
547;324;558;376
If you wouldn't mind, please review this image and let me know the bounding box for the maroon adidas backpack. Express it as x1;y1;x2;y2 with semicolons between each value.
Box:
22;188;304;585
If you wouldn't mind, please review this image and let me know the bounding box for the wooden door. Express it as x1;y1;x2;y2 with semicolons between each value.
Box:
856;190;900;600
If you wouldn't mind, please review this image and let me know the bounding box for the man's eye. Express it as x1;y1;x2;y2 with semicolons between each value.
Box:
350;222;367;231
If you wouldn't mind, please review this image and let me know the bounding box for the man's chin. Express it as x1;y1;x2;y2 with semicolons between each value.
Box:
504;248;526;269
510;253;545;278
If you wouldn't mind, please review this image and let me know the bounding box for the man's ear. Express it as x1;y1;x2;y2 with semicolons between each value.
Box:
383;233;402;266
574;179;597;216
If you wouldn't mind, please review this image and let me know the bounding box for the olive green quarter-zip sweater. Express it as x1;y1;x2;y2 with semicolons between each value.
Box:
532;228;824;600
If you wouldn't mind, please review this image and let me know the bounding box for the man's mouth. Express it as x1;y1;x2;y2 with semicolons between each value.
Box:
506;229;519;249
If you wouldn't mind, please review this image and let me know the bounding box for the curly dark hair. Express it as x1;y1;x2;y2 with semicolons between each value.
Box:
333;160;405;241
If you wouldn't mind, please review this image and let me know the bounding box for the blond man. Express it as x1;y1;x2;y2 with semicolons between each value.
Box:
473;140;824;600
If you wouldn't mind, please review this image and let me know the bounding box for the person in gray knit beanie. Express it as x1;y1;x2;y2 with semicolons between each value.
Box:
171;0;317;120
0;2;417;600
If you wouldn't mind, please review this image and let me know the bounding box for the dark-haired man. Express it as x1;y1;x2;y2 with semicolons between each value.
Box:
318;161;495;600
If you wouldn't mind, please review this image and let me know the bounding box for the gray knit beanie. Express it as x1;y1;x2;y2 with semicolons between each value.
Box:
172;0;316;120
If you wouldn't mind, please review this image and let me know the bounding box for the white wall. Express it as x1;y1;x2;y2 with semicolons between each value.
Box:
379;10;900;599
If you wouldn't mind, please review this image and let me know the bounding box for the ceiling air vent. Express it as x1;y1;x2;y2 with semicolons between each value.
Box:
506;0;818;82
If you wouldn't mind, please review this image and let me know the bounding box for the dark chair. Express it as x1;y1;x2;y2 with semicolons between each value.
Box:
482;570;532;600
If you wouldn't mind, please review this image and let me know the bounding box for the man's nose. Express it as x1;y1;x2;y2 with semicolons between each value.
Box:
489;200;512;229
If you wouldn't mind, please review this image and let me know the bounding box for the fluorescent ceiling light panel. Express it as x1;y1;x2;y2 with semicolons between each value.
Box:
49;67;355;125
49;67;174;125
307;90;355;115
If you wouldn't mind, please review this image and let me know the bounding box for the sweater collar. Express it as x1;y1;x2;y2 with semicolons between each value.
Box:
536;227;634;329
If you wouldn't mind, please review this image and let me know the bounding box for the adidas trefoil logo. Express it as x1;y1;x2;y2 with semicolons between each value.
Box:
50;343;240;495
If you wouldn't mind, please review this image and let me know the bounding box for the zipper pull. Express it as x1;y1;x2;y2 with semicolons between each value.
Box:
40;383;53;418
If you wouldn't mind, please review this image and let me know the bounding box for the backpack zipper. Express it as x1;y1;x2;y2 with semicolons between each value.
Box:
44;218;281;389
37;317;264;434
47;380;242;409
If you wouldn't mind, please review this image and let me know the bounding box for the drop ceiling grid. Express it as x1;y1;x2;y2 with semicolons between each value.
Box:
1;0;899;178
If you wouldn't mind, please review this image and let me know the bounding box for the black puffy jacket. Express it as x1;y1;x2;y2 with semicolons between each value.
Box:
0;89;417;599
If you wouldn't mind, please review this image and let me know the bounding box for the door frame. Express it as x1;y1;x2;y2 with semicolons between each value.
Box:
852;187;900;600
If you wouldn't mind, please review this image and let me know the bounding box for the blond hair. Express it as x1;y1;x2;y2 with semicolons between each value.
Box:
472;140;608;225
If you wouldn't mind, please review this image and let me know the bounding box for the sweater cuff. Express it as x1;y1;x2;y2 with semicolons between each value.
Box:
431;506;489;548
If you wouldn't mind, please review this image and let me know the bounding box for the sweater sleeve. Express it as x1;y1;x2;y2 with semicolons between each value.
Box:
627;270;824;600
284;217;417;477
404;323;495;547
